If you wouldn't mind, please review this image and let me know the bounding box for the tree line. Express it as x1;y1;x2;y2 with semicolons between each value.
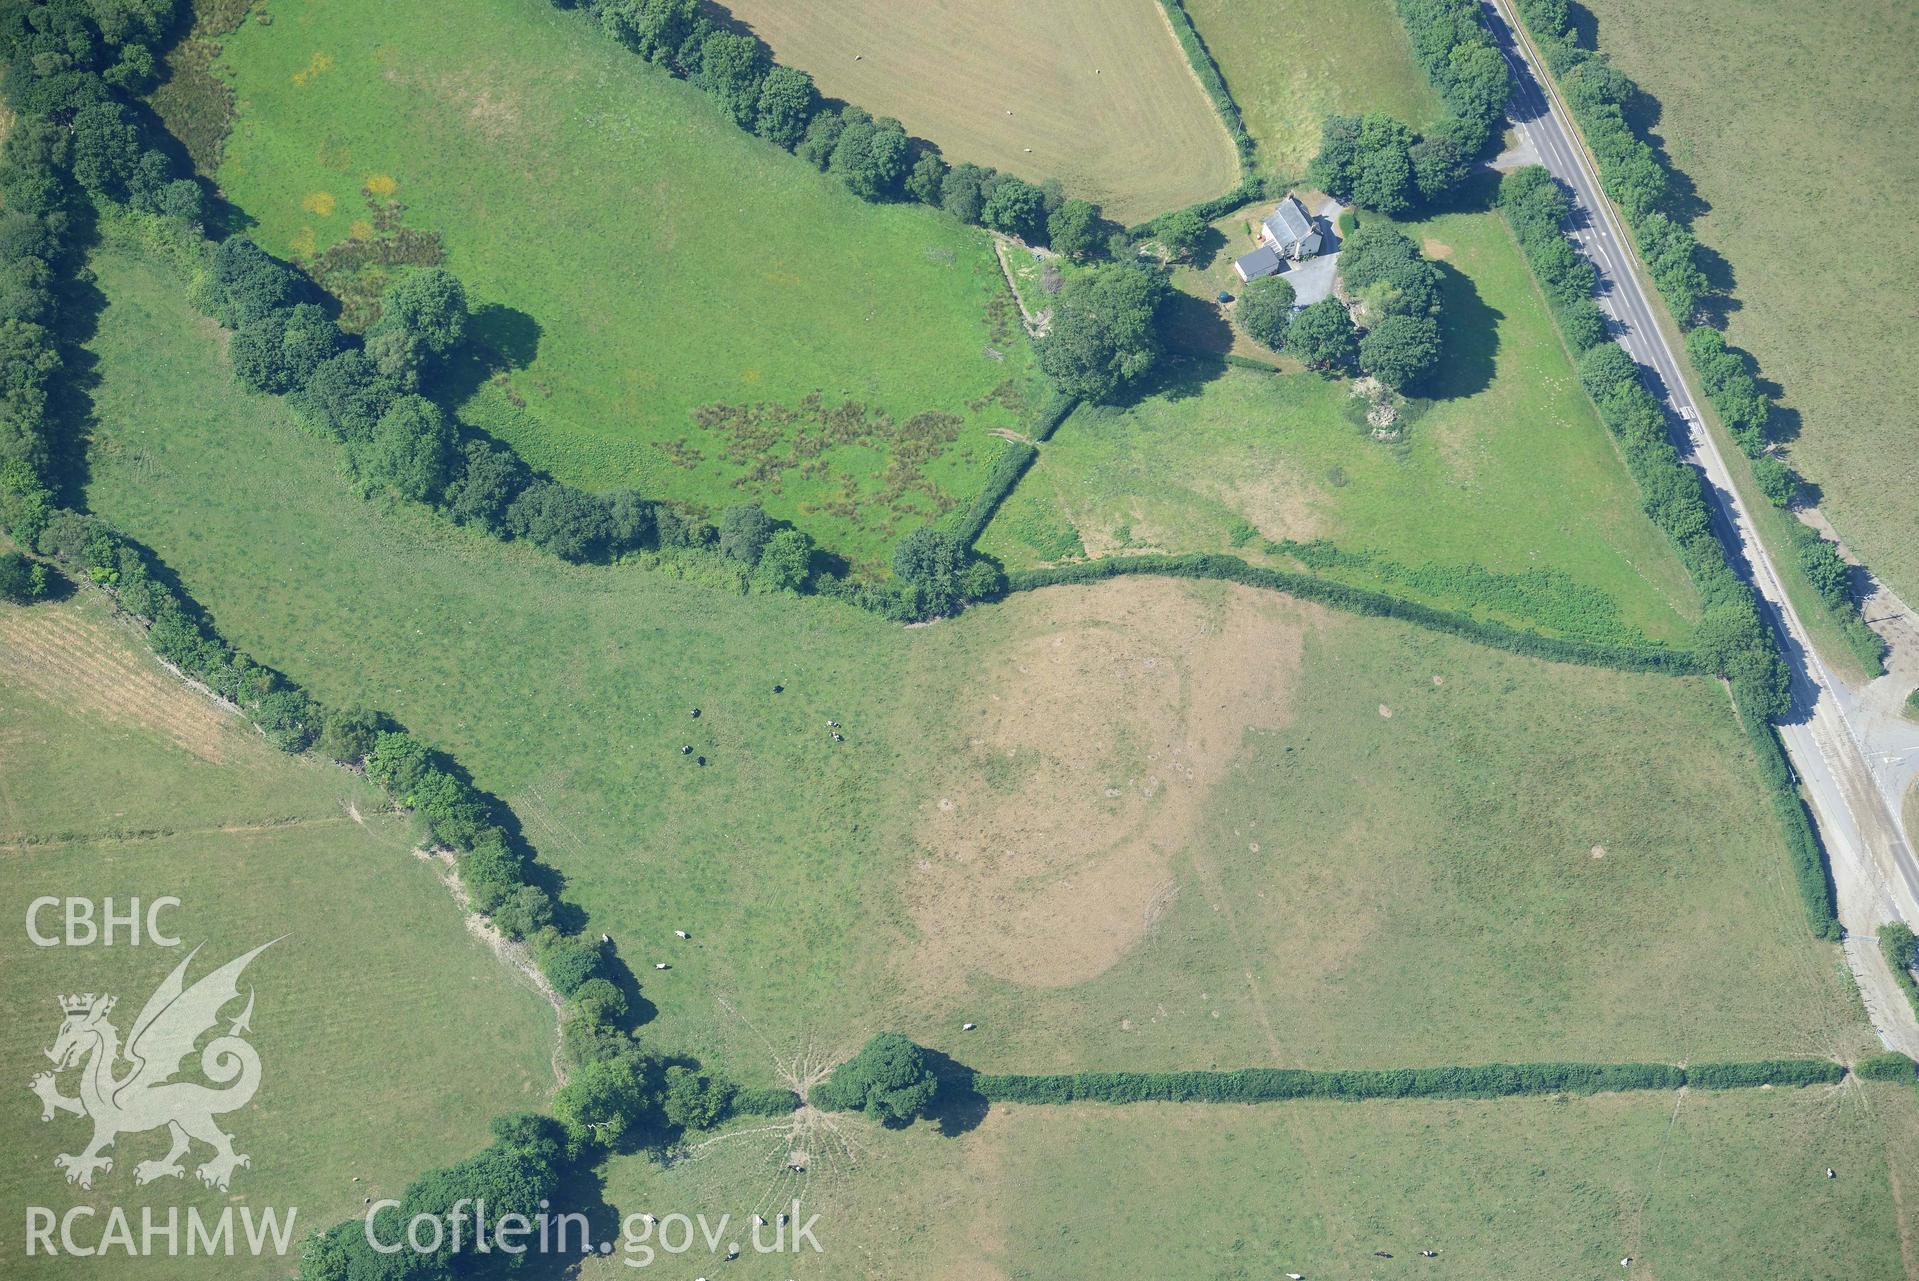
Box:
553;0;1123;261
0;21;794;1278
1304;0;1508;218
1508;0;1883;674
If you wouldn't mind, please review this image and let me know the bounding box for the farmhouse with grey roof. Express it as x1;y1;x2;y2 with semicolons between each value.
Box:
1233;194;1324;282
1232;243;1281;283
1261;195;1322;259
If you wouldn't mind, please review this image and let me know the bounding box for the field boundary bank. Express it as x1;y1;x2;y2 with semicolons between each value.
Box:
1004;553;1704;675
1495;0;1887;676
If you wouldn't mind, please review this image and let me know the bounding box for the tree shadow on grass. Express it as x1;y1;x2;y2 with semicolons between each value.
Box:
1184;225;1229;272
1155;290;1237;379
435;303;544;412
1422;259;1500;400
921;1048;988;1138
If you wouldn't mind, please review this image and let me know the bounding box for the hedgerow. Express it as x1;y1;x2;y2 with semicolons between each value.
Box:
553;0;1125;261
1505;1;1885;672
810;1041;1856;1112
1006;552;1702;675
1128;178;1271;242
1882;923;1919;1021
1506;0;1704;323
0;31;781;1274
945;388;1078;552
1155;0;1257;174
1853;1052;1917;1085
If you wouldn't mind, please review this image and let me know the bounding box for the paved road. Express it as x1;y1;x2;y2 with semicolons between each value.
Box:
1480;0;1919;1051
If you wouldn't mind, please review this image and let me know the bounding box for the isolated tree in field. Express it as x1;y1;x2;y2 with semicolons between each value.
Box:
1281;298;1356;371
1233;275;1296;352
1156;208;1207;261
693;30;770;128
980;176;1047;241
814;1033;938;1125
376;267;469;356
752;64;815;150
719;502;773;563
1036;261;1169;403
1358;313;1442;389
1046;198;1106;260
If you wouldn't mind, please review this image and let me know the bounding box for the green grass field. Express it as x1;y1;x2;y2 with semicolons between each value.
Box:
77;243;1869;1083
720;0;1242;225
0;593;555;1278
1571;0;1919;606
581;1084;1919;1278
1184;0;1446;175
209;0;1044;563
983;208;1702;645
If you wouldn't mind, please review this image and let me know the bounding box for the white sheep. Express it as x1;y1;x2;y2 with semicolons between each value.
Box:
675;930;690;939
654;962;670;970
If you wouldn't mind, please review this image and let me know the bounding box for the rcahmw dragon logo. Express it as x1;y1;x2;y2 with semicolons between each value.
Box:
28;940;279;1191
